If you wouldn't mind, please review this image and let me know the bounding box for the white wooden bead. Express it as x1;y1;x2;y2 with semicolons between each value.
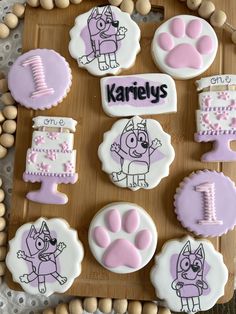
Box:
0;133;15;148
70;0;83;3
0;217;5;231
0;232;7;246
40;0;54;10
2;120;17;134
12;3;26;19
158;308;171;314
108;0;123;5
4;13;19;30
0;79;8;93
3;106;17;120
0;247;6;261
198;0;215;19
69;299;83;314
0;262;6;276
113;299;128;314
43;309;55;314
120;0;134;14
55;0;70;8
187;0;202;10
0;93;15;106
27;0;40;7
143;302;158;314
0;112;5;123
136;0;151;16
210;9;227;27
98;298;112;313
0;190;4;203
0;145;7;159
83;298;97;313
128;301;142;314
0;23;10;39
55;303;69;314
0;203;6;217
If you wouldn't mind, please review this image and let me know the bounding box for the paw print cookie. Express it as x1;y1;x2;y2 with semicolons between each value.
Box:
98;116;175;190
89;202;158;273
152;15;218;80
6;218;84;296
69;5;140;76
151;236;228;313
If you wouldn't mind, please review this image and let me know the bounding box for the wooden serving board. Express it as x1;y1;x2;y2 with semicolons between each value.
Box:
6;0;236;303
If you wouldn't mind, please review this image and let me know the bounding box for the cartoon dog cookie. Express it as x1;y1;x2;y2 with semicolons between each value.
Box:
98;116;175;191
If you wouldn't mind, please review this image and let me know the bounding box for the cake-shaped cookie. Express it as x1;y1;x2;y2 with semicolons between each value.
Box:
195;74;236;162
69;5;141;76
174;170;236;237
8;49;72;110
98;116;175;190
89;202;158;274
152;15;218;79
23;116;78;205
151;236;228;313
6;217;84;296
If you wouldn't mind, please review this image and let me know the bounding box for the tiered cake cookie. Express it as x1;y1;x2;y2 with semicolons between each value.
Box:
195;74;236;161
23;116;78;205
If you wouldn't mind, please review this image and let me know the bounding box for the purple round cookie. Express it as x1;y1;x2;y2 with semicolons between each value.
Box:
8;49;72;110
174;170;236;237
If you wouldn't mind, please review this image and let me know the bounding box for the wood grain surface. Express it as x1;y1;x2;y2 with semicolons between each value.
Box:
6;0;236;304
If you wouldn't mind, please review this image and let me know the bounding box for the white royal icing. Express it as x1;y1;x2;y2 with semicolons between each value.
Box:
196;74;236;91
198;90;236;110
33;116;77;132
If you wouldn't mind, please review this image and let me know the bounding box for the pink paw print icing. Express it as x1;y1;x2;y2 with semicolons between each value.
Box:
89;203;158;274
34;135;45;146
217;91;230;100
202;95;212;108
152;15;218;79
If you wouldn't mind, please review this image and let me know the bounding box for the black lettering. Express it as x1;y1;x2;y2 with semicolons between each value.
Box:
107;84;116;102
150;86;160;104
160;84;168;98
138;86;146;100
116;86;125;101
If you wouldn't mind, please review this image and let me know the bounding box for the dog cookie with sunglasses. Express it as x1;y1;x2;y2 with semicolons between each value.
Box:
6;218;84;296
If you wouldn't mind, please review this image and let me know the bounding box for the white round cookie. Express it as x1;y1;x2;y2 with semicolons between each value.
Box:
98;116;175;191
152;15;218;80
89;202;158;274
150;236;228;313
69;5;141;76
6;217;84;297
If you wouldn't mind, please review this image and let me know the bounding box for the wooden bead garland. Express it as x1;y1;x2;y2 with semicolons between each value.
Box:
0;23;10;39
198;0;215;19
143;302;158;314
109;0;152;15
69;298;83;314
113;299;128;314
136;0;152;16
158;307;171;314
186;0;202;11
55;303;69;314
98;298;112;313
210;9;227;28
12;3;26;19
4;13;19;29
55;0;70;8
83;297;97;313
127;300;142;314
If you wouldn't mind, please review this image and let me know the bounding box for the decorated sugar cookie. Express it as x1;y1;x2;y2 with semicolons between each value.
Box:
8;49;72;110
195;74;236;162
174;170;236;237
23;116;78;205
100;73;177;117
6;218;84;296
69;5;141;76
98;116;175;190
151;236;228;313
152;15;218;79
89;202;158;274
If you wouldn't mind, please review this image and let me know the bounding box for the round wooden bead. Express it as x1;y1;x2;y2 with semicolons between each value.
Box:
231;31;236;44
113;299;128;314
98;298;112;314
3;106;17;120
143;302;158;314
108;0;123;5
83;297;97;313
0;112;5;123
0;262;6;276
0;79;8;94
70;0;83;3
2;120;17;134
0;232;7;246
40;0;54;10
0;145;7;159
0;133;15;148
210;9;227;27
55;303;69;314
69;299;83;314
187;0;202;10
0;218;6;232
128;301;142;314
0;190;4;203
55;0;70;8
43;309;55;314
198;0;215;19
120;0;134;14
0;23;10;39
4;13;19;30
0;247;6;261
12;3;26;19
0;203;6;217
158;308;171;314
0;93;15;106
136;0;151;16
27;0;40;7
